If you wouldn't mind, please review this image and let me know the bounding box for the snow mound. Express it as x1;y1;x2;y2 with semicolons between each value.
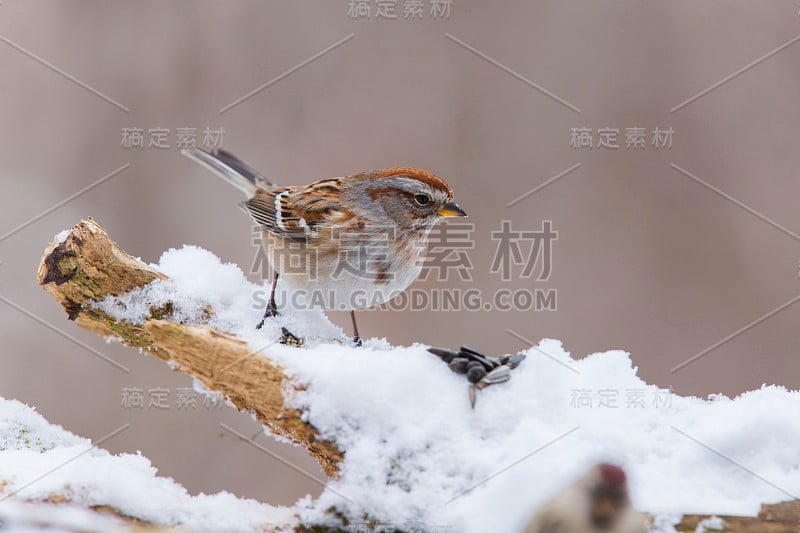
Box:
0;499;127;532
0;398;294;532
282;343;800;531
21;245;800;532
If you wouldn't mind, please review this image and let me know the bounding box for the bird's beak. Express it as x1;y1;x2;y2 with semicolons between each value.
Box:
437;201;468;218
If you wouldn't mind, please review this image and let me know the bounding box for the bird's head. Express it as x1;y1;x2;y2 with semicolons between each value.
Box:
345;167;467;232
587;463;630;530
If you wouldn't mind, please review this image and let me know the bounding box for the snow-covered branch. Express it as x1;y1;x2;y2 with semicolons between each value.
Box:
36;218;342;477
30;218;800;532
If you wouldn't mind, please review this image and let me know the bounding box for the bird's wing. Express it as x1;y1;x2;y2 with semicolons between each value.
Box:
240;181;345;242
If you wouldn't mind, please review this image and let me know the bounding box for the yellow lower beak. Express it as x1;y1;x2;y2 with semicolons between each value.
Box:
437;201;468;218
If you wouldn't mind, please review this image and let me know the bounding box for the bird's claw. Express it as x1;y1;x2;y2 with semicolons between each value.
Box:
280;327;303;347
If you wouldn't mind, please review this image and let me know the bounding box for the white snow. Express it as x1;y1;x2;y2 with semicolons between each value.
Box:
695;516;725;533
0;398;294;532
55;229;70;244
7;244;800;532
0;499;126;532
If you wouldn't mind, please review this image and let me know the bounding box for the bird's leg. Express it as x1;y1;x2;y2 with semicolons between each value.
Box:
255;274;302;346
350;310;362;347
256;272;280;330
267;271;280;317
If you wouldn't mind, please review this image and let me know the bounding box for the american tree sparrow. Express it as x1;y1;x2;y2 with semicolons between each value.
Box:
524;464;648;533
182;148;467;344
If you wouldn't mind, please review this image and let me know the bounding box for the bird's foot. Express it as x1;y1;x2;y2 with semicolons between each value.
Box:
280;327;304;347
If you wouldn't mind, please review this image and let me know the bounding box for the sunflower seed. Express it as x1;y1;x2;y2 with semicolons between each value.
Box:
479;365;511;387
459;345;498;371
428;347;459;363
448;357;470;374
500;353;526;369
467;365;487;384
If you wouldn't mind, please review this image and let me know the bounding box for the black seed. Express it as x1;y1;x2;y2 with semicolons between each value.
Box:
467;365;487;384
460;345;486;357
458;346;497;371
428;347;459;363
448;357;469;374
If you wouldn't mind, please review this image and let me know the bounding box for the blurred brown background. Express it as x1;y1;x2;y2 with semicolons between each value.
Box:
1;0;798;506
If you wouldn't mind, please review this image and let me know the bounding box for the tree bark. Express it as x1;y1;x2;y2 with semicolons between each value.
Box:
36;217;342;477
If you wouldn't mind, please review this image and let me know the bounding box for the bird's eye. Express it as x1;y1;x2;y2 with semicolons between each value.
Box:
414;194;430;206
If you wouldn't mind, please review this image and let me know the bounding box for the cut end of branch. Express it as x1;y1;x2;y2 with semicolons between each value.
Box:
37;217;342;477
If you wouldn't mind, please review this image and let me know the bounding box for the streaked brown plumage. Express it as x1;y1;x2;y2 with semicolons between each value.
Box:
182;148;467;343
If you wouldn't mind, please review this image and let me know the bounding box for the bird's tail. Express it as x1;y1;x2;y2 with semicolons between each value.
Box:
181;147;273;196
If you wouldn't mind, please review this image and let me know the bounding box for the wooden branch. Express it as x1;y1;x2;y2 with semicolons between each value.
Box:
35;219;800;531
674;500;800;532
36;218;342;477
